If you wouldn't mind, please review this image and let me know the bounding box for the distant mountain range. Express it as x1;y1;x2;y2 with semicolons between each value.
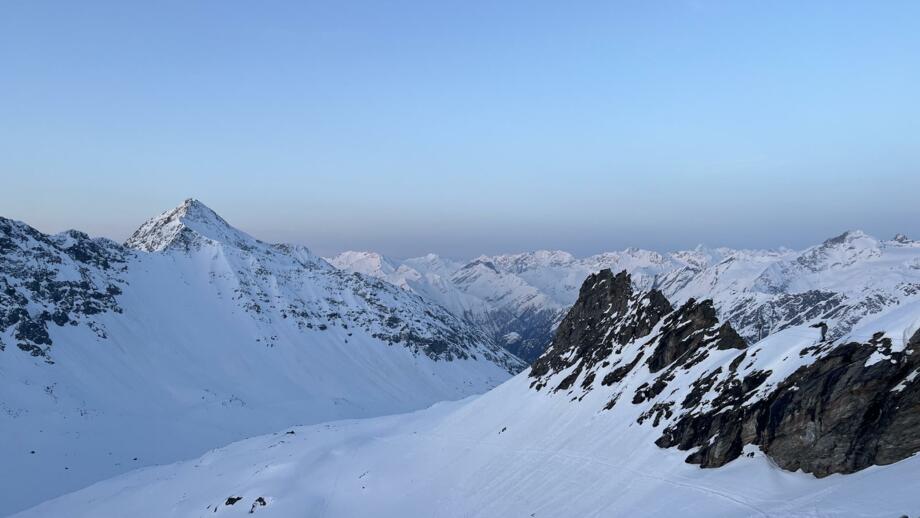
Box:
329;230;920;362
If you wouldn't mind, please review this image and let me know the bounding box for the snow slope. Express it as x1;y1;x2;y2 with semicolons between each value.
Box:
17;340;919;517
0;200;520;514
17;269;920;518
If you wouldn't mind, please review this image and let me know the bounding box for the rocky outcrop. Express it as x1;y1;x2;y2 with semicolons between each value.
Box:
328;231;920;366
658;329;920;476
529;269;672;391
646;299;746;373
1;201;522;372
530;269;745;394
0;218;126;360
531;268;920;478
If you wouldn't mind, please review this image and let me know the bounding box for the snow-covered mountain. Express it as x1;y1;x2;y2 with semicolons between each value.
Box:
326;249;676;362
328;231;920;363
20;269;920;517
0;199;520;514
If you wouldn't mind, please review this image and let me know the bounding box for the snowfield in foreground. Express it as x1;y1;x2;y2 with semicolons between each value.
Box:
16;374;919;518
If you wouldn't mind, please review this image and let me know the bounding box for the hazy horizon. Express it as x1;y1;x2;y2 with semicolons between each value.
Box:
1;196;912;261
3;1;918;257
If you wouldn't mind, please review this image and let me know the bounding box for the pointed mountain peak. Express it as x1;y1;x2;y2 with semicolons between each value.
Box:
401;253;461;277
175;198;220;220
822;229;875;247
479;249;575;274
578;268;633;301
529;249;576;262
326;251;398;277
125;198;259;252
409;252;446;266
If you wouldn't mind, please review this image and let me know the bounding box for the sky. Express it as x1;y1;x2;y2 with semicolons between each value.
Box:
1;1;918;259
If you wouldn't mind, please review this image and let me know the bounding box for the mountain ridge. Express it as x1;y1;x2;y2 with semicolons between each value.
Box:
0;199;520;514
532;269;920;476
329;230;920;362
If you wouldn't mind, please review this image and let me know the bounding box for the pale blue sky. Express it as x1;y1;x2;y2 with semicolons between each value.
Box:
1;1;918;258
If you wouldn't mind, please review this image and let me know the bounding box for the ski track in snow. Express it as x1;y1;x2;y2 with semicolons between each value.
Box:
416;430;769;517
16;370;920;518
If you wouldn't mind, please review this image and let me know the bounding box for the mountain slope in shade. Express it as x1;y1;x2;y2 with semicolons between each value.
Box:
18;270;920;517
0;199;520;514
329;232;920;363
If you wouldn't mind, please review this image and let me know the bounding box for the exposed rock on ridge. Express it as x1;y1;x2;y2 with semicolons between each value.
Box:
658;328;920;476
1;200;522;372
0;218;125;359
124;198;260;252
530;268;920;477
330;231;920;364
529;269;671;391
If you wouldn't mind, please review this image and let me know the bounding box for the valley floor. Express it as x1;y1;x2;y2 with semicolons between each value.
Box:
15;374;920;518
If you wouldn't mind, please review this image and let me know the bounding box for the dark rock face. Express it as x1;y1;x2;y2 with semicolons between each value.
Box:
0;218;126;360
529;269;672;391
533;268;920;478
530;269;744;395
659;330;920;476
647;299;746;373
